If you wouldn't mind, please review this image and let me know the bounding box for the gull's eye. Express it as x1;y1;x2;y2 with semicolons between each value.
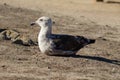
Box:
40;19;43;21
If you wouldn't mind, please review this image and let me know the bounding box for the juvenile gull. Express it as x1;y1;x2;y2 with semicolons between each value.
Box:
31;16;95;56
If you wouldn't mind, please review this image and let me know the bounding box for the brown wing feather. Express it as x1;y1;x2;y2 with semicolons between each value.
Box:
51;34;87;51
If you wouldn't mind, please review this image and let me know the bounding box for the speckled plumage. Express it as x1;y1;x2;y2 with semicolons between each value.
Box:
31;16;95;56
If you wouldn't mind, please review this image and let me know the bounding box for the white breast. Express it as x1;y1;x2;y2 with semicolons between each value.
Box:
38;35;52;53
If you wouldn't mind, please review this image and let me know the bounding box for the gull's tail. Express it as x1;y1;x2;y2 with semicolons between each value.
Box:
88;39;96;44
76;36;96;46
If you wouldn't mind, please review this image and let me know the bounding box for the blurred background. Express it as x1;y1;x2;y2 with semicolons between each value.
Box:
0;0;120;26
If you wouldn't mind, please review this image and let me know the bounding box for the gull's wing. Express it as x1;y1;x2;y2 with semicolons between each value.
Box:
50;34;95;51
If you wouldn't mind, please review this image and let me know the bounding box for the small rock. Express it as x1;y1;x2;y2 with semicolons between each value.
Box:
0;29;6;33
3;3;7;6
47;66;51;69
0;28;37;46
13;34;37;46
1;65;6;68
0;29;20;40
98;37;107;41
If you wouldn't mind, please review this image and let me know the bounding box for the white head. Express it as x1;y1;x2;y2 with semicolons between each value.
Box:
31;16;52;28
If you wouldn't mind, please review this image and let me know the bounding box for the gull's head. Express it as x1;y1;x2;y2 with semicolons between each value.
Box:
31;16;52;28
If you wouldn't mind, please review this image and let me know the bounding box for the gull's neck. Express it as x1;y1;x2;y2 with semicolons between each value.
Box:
39;25;52;38
38;25;52;53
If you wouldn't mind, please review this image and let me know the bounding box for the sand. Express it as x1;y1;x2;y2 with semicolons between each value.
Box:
0;0;120;80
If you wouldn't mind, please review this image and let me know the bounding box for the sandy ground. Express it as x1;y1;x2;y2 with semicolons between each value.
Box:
0;0;120;80
0;0;120;26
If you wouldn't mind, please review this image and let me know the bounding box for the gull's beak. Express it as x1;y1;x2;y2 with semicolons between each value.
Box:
30;22;36;26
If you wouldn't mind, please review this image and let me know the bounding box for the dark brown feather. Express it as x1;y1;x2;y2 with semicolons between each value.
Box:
50;34;94;51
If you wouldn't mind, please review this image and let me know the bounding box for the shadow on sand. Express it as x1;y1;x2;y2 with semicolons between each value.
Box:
106;1;120;4
56;54;120;66
71;55;120;66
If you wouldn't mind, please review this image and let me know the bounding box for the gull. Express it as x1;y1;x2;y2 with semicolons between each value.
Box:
31;16;95;56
